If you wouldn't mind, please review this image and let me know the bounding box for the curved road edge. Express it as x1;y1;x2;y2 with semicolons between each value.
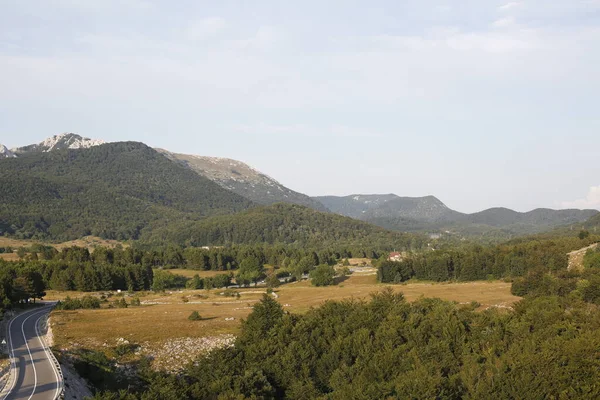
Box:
36;313;64;400
0;304;64;400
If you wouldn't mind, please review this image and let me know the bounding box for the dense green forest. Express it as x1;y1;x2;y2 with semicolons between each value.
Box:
0;142;253;240
377;235;599;282
0;243;387;308
142;203;427;248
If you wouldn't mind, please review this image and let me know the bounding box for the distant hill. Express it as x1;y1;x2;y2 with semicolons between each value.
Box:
10;133;105;155
315;194;598;238
158;149;329;212
0;142;253;240
145;203;425;249
315;194;461;221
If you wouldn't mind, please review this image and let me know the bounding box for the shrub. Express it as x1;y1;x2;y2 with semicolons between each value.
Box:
188;311;202;321
56;295;100;310
130;297;141;306
114;298;128;308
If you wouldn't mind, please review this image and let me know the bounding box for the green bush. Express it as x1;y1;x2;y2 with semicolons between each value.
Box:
188;311;202;321
56;295;100;310
309;265;336;287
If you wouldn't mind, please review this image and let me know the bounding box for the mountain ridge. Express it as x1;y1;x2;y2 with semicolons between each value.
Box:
5;134;598;240
156;149;329;212
11;133;106;155
6;133;329;212
314;194;599;237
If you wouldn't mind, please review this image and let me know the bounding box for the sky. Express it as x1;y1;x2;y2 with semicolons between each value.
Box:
1;0;599;213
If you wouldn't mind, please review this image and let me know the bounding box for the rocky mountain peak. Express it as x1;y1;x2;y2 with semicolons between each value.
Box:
0;144;16;159
11;133;106;155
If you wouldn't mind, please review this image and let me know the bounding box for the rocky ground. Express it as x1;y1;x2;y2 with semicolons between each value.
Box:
141;334;235;372
567;243;598;271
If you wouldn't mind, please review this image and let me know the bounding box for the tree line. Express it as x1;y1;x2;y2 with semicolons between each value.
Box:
377;236;599;283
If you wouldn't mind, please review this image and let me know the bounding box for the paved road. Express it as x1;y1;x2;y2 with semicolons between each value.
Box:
2;305;62;400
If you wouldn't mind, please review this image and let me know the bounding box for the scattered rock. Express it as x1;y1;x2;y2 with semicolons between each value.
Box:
142;335;235;372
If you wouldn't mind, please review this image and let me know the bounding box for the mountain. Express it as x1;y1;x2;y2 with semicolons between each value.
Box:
0;140;414;247
145;203;425;248
11;133;105;155
0;144;16;159
9;134;328;212
315;194;460;221
315;194;598;238
0;142;253;240
158;150;329;212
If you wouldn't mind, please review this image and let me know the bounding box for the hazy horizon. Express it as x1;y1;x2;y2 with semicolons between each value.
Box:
2;1;599;213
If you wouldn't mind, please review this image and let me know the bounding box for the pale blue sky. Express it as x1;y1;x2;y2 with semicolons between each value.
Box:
1;0;599;213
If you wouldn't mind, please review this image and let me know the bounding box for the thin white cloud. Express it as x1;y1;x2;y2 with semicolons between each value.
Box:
492;16;516;28
561;186;600;210
230;26;280;50
499;2;522;11
231;123;383;138
47;0;153;13
187;17;227;40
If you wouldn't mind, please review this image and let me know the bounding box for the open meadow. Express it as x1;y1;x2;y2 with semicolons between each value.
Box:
0;236;125;260
49;272;520;370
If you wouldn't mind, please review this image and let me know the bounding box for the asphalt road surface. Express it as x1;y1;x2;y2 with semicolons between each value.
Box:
2;305;62;400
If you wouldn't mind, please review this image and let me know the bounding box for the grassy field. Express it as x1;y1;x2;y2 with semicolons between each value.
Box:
0;236;125;252
49;273;519;367
168;269;233;278
0;253;19;261
0;236;126;261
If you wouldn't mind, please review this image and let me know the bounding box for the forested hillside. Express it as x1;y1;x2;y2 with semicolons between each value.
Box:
143;203;426;249
0;142;253;240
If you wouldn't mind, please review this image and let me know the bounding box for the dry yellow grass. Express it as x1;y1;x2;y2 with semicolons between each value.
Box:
0;236;125;252
345;258;372;266
0;236;126;262
0;253;19;261
50;275;519;354
51;288;266;350
277;275;518;313
169;269;233;279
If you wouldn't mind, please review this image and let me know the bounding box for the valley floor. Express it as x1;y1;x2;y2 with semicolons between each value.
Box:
47;274;519;371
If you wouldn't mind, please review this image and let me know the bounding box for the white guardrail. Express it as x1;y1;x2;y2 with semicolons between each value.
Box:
37;313;65;400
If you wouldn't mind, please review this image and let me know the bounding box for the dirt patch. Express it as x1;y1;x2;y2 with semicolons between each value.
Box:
169;269;233;279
